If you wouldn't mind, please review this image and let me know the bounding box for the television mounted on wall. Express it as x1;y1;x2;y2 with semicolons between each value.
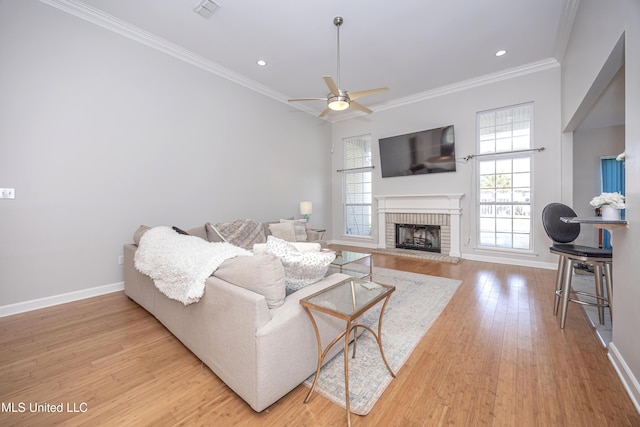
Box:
378;125;456;178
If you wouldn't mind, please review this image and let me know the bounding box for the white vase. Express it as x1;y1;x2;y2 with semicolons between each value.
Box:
601;204;621;220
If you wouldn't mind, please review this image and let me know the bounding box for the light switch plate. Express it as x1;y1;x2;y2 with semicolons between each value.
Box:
1;188;15;199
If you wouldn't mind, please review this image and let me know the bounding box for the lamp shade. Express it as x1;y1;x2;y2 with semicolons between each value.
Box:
299;201;313;215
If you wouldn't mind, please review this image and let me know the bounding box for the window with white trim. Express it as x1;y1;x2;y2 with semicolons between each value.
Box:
477;103;533;250
343;135;373;237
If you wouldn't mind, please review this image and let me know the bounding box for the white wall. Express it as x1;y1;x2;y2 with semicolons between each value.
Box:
331;66;562;268
561;0;625;130
0;0;331;310
562;0;640;411
615;0;640;411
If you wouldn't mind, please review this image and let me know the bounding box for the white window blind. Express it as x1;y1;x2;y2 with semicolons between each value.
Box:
343;135;373;237
477;103;533;250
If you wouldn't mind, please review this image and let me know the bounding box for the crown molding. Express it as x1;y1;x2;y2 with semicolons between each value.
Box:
330;58;560;123
554;0;580;63
40;0;561;123
374;58;560;112
38;0;292;105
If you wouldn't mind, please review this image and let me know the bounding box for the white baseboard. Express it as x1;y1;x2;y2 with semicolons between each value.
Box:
608;343;640;414
328;239;379;249
462;252;557;270
0;282;124;318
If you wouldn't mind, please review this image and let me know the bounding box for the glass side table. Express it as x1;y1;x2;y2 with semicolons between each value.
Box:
330;250;372;280
300;277;395;427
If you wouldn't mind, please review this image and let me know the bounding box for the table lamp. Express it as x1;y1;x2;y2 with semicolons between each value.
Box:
300;201;312;222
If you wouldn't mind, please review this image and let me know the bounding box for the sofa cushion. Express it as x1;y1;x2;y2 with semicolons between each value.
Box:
261;221;276;237
134;225;208;245
213;253;286;308
133;225;151;245
279;219;308;242
265;236;336;295
268;222;297;242
185;225;208;241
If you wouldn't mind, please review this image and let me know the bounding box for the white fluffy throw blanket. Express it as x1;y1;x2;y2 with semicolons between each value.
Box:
134;226;252;305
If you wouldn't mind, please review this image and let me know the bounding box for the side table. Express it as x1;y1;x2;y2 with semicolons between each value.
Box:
330;250;372;280
310;228;326;240
300;278;395;427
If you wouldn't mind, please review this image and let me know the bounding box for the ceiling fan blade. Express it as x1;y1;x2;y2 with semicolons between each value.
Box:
323;76;340;95
349;101;373;114
319;107;331;117
347;87;389;101
288;97;327;102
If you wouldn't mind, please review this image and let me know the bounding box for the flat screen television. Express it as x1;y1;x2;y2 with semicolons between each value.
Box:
378;125;456;178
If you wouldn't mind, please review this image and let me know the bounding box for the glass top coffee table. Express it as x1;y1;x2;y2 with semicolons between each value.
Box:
300;277;395;427
330;250;372;280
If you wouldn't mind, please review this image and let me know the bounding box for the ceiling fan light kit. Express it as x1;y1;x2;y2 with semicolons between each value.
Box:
288;16;388;117
328;94;350;111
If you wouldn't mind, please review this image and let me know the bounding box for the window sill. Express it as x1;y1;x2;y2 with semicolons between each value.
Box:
341;235;374;240
474;246;538;257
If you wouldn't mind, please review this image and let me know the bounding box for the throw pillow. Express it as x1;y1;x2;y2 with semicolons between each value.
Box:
268;222;297;242
253;241;321;254
265;236;336;295
280;219;308;242
214;253;286;308
205;223;226;243
210;219;267;250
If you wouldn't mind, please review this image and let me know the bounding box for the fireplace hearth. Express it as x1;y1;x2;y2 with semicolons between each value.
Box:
395;223;441;253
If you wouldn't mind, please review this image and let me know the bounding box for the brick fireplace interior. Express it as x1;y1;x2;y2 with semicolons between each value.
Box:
385;213;451;256
395;223;441;253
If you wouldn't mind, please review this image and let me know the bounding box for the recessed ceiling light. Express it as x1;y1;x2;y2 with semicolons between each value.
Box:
495;50;507;57
256;59;267;67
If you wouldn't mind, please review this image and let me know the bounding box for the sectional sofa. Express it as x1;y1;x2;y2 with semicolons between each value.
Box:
123;223;350;411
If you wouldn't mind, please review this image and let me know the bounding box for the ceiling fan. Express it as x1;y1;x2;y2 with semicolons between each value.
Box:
288;16;389;117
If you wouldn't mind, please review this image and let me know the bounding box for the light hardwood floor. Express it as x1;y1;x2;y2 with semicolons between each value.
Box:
1;246;639;426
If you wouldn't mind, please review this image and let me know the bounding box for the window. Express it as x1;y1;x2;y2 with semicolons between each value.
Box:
477;103;533;250
343;135;373;237
600;157;626;249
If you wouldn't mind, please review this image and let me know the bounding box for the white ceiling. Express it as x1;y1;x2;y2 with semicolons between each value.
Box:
61;0;579;120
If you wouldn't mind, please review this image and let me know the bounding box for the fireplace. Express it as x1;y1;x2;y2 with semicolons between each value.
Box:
395;224;441;253
375;194;463;258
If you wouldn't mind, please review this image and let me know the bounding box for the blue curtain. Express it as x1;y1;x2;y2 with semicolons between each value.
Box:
601;157;625;248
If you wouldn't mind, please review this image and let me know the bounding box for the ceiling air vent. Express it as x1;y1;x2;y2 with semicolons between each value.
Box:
194;0;221;19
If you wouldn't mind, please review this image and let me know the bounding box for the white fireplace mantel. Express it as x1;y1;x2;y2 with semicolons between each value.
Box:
375;193;464;214
375;194;464;257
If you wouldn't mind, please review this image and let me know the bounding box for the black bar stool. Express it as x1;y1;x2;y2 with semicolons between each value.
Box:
541;203;612;328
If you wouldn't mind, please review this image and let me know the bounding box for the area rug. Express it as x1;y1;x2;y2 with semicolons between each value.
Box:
304;267;461;415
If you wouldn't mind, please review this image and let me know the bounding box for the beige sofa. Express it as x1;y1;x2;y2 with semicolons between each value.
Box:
123;224;349;412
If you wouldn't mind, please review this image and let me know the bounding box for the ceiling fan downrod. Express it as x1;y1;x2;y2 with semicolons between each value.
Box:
334;16;343;90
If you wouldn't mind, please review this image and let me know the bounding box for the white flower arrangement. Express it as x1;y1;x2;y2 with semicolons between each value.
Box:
616;151;626;161
589;192;625;209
